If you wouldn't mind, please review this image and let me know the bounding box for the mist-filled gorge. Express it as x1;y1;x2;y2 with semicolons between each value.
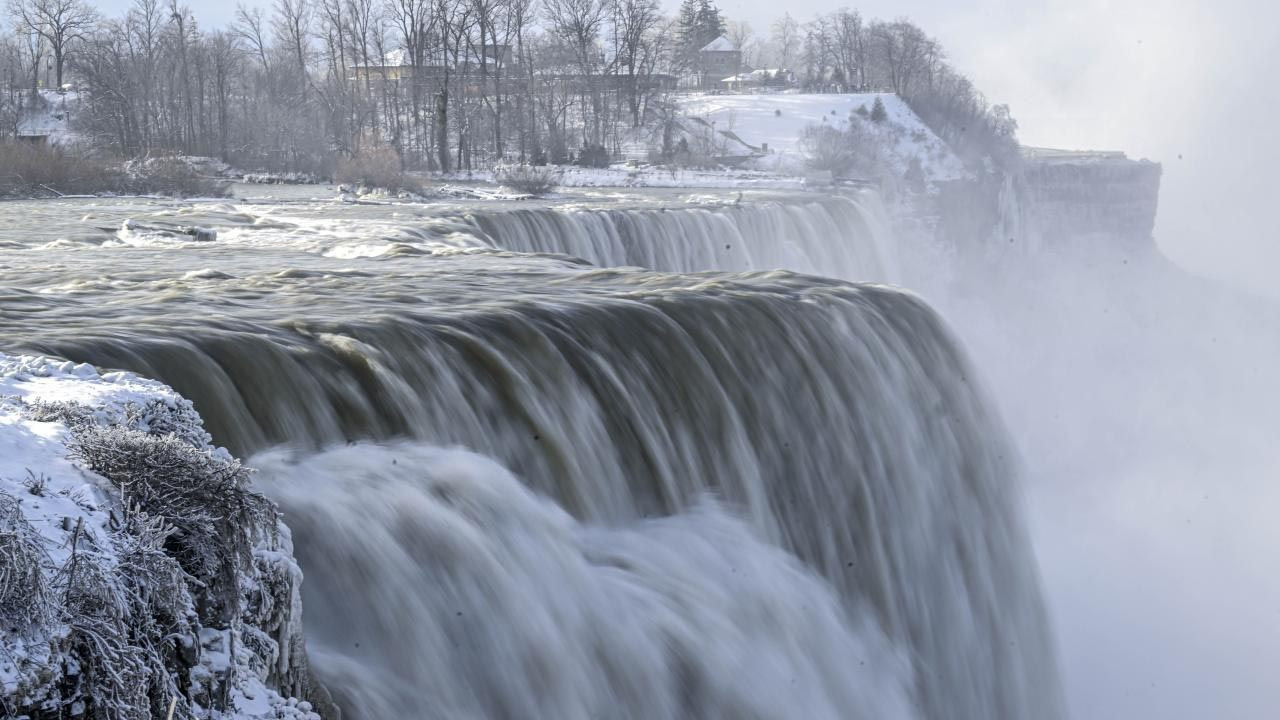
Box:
3;0;1276;718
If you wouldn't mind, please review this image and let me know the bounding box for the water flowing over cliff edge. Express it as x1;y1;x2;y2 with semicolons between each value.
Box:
1;190;1063;719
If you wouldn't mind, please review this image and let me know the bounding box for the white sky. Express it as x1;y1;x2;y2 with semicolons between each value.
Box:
96;0;1276;298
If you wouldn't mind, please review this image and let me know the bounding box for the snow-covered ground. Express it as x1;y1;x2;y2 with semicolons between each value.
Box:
679;92;968;185
0;353;317;719
436;165;807;191
16;91;83;146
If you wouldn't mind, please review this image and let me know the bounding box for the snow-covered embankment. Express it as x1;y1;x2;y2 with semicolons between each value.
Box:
0;354;323;719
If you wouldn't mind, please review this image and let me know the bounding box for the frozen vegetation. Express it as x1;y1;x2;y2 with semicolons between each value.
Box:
0;354;321;719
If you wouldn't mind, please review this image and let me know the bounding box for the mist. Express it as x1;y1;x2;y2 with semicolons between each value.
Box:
953;4;1280;718
697;0;1280;714
5;0;1275;717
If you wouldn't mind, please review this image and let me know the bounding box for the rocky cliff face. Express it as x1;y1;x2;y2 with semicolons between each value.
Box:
1011;148;1163;254
916;148;1162;277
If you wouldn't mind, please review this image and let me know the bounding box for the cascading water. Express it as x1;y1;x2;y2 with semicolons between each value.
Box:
0;191;1063;719
254;444;915;720
462;193;899;281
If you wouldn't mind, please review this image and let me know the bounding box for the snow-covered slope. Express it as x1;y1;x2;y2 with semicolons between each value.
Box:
16;91;83;146
0;354;320;719
679;93;968;184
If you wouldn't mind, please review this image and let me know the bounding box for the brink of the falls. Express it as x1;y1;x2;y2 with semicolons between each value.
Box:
2;192;1064;720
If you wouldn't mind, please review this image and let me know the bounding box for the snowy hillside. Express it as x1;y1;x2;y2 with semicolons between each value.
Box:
679;93;968;185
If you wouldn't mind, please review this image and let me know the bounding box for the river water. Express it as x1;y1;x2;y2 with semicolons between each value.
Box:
0;185;1064;719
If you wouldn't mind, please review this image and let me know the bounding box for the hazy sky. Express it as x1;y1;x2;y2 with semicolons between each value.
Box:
96;0;1276;297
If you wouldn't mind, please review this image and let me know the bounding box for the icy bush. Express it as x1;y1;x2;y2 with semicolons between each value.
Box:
334;141;425;195
3;397;317;720
67;422;274;624
0;144;229;199
493;163;562;196
0;491;50;628
57;520;194;720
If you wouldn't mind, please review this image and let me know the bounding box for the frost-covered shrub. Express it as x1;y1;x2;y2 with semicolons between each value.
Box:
576;143;611;168
58;525;193;720
494;163;562;196
0;490;51;627
334;141;425;195
69;426;274;619
120;157;230;198
801;119;900;197
0;143;229;198
4;398;312;720
23;397;97;430
801;124;858;176
122;397;213;447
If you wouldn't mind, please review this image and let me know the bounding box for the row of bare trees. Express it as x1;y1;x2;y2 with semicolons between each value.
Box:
0;0;679;172
0;0;1017;173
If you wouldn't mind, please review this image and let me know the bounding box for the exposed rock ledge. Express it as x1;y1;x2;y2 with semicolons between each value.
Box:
0;353;327;719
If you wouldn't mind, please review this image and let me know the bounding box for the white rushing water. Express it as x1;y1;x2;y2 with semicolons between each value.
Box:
0;190;1064;720
255;443;915;720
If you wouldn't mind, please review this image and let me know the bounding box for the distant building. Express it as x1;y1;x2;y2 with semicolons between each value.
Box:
720;68;794;92
350;46;518;86
698;36;741;89
352;48;676;97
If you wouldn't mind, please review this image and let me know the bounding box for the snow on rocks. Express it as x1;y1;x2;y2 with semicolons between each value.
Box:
0;353;320;720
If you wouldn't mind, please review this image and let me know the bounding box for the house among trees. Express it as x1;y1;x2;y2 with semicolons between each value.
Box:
351;46;519;86
697;36;741;90
721;68;795;92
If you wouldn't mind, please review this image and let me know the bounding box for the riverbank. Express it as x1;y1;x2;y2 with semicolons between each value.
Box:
0;144;229;200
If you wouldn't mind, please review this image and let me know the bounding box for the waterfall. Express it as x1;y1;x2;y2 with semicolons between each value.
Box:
462;192;899;281
20;267;1063;720
254;443;915;720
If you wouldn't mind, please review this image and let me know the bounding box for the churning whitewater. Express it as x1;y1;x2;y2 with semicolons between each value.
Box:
255;444;914;720
0;190;1063;720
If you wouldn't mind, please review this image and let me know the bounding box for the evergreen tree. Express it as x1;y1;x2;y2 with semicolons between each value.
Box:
694;0;726;46
675;0;726;69
870;97;888;123
675;0;703;68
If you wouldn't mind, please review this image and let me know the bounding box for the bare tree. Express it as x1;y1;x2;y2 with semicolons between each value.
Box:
613;0;659;126
769;12;798;70
725;19;755;71
234;5;270;71
831;9;865;90
868;19;936;96
273;0;311;97
542;0;609;146
7;0;97;88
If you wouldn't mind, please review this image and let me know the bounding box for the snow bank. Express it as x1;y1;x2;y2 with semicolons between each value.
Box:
556;165;807;189
0;354;321;720
679;93;968;185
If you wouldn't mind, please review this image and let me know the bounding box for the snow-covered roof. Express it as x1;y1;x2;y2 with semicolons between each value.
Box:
700;36;736;53
721;68;791;83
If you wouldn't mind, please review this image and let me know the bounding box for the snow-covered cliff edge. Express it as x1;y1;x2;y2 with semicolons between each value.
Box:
0;354;324;719
1013;148;1163;253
